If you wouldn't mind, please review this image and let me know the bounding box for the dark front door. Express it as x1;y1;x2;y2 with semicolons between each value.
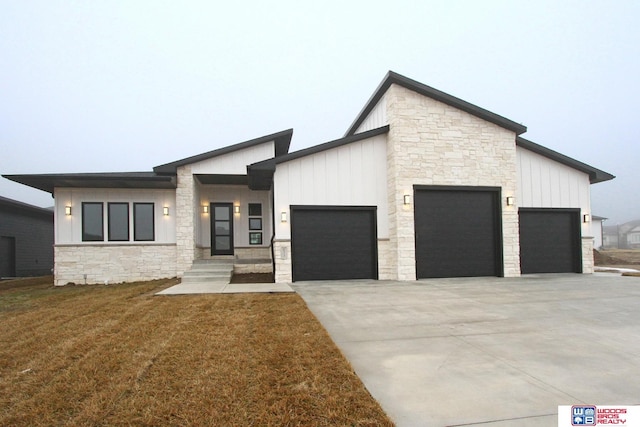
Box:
0;236;16;277
519;209;581;273
291;206;378;282
211;203;234;256
414;187;502;278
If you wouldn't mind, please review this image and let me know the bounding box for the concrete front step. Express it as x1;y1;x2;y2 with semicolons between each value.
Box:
182;259;234;284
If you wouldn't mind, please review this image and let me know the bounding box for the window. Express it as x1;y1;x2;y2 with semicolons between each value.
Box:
82;203;104;241
248;203;262;216
248;203;262;245
108;203;129;241
134;203;155;241
249;232;263;245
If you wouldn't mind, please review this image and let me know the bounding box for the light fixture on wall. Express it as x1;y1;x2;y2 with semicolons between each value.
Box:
506;196;515;206
403;194;411;205
281;211;287;223
234;205;240;214
163;206;169;216
65;205;72;216
583;213;591;223
202;205;209;214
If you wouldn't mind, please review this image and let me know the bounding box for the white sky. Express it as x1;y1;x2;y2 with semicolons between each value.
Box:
1;0;638;224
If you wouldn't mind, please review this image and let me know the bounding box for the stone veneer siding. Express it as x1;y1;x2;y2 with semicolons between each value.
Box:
54;244;176;286
582;237;594;274
175;166;196;277
385;84;521;280
274;240;292;283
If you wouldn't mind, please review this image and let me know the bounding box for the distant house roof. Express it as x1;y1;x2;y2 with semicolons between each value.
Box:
247;126;390;190
0;195;53;217
516;137;615;184
344;71;528;137
153;129;293;175
2;172;176;194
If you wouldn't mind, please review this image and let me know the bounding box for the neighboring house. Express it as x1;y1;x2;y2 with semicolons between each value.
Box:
3;71;614;286
602;220;640;249
0;196;54;278
590;216;606;250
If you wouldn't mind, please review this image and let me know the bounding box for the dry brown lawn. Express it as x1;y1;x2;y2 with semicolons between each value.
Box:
0;277;393;426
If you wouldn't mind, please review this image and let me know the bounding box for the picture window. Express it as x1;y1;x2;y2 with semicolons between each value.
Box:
82;202;104;241
134;203;155;241
108;203;129;241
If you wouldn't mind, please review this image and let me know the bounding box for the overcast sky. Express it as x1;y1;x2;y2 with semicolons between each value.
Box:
1;1;638;224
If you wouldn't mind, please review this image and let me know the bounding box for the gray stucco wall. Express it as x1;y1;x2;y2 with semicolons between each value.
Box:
0;202;54;277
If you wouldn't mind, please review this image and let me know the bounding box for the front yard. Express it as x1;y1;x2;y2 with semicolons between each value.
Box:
0;277;392;426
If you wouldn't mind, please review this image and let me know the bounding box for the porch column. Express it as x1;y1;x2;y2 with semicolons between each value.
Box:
176;165;196;276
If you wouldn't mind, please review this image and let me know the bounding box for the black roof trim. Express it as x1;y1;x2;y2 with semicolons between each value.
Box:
516;137;615;184
345;71;527;137
0;195;53;216
247;126;390;191
2;172;176;194
274;125;389;165
153;129;293;175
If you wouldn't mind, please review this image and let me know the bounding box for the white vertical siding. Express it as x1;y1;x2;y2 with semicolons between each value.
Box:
516;147;592;235
355;96;387;134
196;185;272;248
54;188;176;244
190;141;275;174
274;133;388;240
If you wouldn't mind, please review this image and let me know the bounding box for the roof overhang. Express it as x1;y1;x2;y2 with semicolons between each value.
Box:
345;71;527;137
0;195;53;217
516;137;615;184
2;172;176;194
153;129;293;175
195;174;248;186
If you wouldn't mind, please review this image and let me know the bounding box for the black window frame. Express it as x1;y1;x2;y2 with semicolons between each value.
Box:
249;232;263;245
133;203;155;242
82;202;104;242
248;203;262;216
249;217;262;231
108;202;130;242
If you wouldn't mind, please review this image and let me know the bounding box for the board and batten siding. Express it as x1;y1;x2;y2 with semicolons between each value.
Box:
190;141;275;175
274;133;388;240
354;95;387;134
516;147;591;235
54;188;176;244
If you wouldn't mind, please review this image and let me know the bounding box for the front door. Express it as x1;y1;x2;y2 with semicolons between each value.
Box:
211;203;234;255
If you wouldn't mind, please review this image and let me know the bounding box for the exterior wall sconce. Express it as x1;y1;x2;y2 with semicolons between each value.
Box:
234;205;240;214
202;205;209;214
65;206;72;216
506;196;515;206
281;211;287;223
403;195;411;205
163;206;169;216
583;213;590;223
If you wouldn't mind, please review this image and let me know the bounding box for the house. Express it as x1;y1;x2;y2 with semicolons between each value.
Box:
590;216;606;250
0;196;54;278
603;220;640;249
3;71;614;286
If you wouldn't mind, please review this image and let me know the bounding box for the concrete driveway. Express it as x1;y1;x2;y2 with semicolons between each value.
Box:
292;274;640;426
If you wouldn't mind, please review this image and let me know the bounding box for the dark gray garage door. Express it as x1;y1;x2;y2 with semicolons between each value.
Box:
291;206;378;281
519;209;581;274
414;187;502;278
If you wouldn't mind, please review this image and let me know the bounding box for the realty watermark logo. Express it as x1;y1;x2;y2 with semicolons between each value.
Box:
559;405;636;426
571;406;596;426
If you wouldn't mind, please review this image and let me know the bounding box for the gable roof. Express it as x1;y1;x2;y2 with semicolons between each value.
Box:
247;126;390;190
345;71;528;137
516;137;615;184
2;172;176;194
153;129;293;175
0;195;53;217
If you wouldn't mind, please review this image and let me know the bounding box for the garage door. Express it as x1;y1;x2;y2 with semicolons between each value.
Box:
291;207;378;281
414;188;502;278
519;209;581;274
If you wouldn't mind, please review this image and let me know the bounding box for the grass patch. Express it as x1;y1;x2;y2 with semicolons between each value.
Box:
0;277;392;426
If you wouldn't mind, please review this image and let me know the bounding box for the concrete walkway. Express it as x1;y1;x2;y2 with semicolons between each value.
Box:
293;274;640;427
156;281;293;295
